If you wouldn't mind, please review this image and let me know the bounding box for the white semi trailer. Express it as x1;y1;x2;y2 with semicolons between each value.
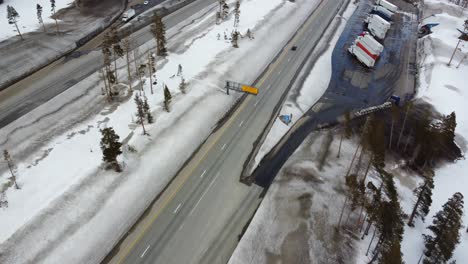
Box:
375;0;398;12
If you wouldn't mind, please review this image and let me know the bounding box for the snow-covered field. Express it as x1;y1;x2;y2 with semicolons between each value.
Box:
0;0;322;263
398;0;468;262
0;0;73;41
249;0;357;173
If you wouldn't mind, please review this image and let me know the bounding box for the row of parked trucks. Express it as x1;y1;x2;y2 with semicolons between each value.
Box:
348;0;398;68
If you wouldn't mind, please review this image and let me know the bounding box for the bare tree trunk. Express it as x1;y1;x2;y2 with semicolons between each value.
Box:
408;188;424;226
356;204;365;229
346;144;360;178
7;163;19;189
126;50;132;92
148;53;154;94
366;227;377;256
359;213;367;233
14;22;24;40
397;104;410;147
362;154;372;182
337;132;343;158
114;53;119;83
389;119;394;150
54;16;59;35
140;117;147;135
338;196;348;228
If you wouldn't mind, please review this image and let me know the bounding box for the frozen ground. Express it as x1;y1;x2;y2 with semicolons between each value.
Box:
0;0;322;263
0;0;73;40
229;129;361;264
248;0;357;174
232;0;468;263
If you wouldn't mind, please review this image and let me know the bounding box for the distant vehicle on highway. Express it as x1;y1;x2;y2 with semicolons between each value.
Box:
144;0;149;5
122;8;136;22
291;46;297;51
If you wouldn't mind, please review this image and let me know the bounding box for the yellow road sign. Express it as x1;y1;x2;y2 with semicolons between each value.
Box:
241;85;258;95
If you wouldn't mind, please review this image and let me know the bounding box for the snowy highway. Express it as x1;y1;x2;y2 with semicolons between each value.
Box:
106;0;346;263
0;0;218;129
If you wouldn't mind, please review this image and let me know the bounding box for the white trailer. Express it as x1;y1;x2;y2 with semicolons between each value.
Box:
122;8;136;22
358;32;384;53
348;44;376;68
375;0;398;13
365;14;391;30
372;5;394;20
367;23;388;39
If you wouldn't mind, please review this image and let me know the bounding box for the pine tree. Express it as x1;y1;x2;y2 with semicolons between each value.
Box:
408;172;434;227
7;5;23;40
143;96;153;123
151;12;167;56
231;30;239;48
50;0;59;34
233;1;240;28
246;28;253;39
100;127;123;172
423;192;464;264
369;172;404;264
179;77;187;94
222;1;229;20
441;112;456;146
3;150;20;189
164;85;172;112
122;38;133;91
134;94;147;135
37;4;46;32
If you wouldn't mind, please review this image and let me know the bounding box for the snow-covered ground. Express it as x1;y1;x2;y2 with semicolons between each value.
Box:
249;0;357;173
0;0;73;41
398;0;468;262
229;129;361;264
0;0;323;263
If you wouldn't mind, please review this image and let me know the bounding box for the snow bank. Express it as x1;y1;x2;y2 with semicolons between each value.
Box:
0;0;324;263
0;0;73;41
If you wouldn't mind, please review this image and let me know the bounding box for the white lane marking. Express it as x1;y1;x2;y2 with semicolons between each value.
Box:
178;222;185;231
221;143;227;150
189;172;221;216
254;100;258;106
173;203;182;214
200;169;207;178
239;120;244;127
140;245;150;258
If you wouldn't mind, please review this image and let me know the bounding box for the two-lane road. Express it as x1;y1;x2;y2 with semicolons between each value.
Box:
108;0;347;263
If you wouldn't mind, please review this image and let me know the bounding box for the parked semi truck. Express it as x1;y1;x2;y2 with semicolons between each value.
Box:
348;43;376;68
357;32;384;56
122;8;136;22
375;0;398;13
365;14;391;39
371;5;394;21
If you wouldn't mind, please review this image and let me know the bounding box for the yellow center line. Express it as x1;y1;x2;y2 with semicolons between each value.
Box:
116;4;321;262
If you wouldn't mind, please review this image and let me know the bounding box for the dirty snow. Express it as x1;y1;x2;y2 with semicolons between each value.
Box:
0;0;73;41
0;0;323;263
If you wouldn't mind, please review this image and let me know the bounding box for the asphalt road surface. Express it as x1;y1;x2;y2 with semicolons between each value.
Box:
107;1;346;263
0;0;217;129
